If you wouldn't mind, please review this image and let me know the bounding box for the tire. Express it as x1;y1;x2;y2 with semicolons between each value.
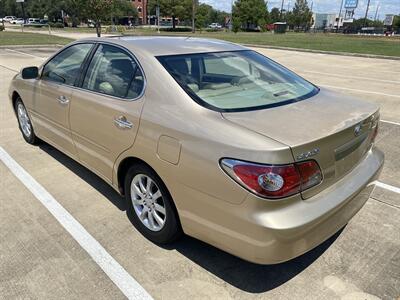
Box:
125;163;182;244
14;98;38;145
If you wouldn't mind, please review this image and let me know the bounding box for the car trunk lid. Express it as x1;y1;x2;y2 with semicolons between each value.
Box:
222;88;379;199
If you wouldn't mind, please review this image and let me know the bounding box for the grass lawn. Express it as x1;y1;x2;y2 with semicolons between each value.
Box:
125;29;400;57
1;28;399;57
0;31;73;46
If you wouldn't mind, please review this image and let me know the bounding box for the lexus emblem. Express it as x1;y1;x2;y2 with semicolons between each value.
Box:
354;124;362;136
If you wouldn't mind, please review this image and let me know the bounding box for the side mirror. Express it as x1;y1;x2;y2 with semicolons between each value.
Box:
21;66;39;79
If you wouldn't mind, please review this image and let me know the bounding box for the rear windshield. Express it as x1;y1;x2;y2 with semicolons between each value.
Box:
157;50;319;112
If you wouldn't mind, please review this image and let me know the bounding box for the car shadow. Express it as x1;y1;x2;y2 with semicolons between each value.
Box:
163;229;343;293
39;142;343;293
39;143;126;211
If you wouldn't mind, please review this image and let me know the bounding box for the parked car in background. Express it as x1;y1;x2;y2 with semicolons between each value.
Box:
10;18;25;25
87;19;96;28
4;16;17;22
208;22;222;29
27;18;41;25
9;37;384;264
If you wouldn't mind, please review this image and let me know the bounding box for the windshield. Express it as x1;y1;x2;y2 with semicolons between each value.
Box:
157;50;319;112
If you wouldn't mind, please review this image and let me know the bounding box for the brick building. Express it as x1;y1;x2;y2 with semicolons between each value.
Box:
131;0;148;25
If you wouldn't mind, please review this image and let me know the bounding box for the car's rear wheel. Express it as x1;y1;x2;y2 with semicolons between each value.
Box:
124;164;182;244
15;98;38;144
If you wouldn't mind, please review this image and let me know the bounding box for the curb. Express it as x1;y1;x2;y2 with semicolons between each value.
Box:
244;44;400;61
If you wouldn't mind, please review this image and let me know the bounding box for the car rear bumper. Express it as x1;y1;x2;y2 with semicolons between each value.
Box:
181;146;384;264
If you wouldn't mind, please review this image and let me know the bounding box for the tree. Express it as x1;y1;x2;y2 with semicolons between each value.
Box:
209;8;229;25
232;0;269;30
270;7;280;23
148;0;192;28
290;0;312;30
346;17;383;31
195;3;212;30
61;0;85;26
112;0;138;22
83;0;114;36
232;17;241;33
392;15;400;31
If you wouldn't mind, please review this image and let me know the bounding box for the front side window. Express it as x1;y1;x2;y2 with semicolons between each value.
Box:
158;50;319;112
42;43;93;86
82;44;144;99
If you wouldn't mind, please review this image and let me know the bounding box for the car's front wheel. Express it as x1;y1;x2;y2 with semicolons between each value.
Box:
15;98;38;144
124;164;182;244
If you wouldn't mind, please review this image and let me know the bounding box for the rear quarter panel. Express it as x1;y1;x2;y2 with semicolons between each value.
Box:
113;54;295;209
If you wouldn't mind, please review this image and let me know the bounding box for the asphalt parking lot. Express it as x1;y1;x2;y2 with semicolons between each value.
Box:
0;46;399;300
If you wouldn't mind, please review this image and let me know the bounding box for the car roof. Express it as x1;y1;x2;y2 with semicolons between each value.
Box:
79;36;246;56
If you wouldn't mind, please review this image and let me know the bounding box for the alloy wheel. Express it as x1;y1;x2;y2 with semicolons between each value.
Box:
130;174;167;231
17;103;32;138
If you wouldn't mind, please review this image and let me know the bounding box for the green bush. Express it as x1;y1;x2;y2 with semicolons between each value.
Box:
232;19;241;33
205;28;220;32
49;22;64;28
160;27;192;32
0;25;5;32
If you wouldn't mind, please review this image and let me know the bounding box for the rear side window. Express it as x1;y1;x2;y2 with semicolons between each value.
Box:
82;44;144;99
42;43;93;86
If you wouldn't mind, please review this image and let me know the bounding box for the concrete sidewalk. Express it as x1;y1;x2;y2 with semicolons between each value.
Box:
5;27;117;39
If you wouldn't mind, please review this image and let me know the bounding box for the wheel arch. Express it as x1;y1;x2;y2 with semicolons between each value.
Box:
11;91;22;114
117;156;159;196
117;156;183;228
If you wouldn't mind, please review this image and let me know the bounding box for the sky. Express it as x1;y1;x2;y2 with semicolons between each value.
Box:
200;0;400;20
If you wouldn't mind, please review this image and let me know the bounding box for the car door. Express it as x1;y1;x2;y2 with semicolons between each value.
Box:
33;43;94;157
69;43;146;182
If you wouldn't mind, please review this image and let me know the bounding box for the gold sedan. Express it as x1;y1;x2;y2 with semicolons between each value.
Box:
9;37;384;264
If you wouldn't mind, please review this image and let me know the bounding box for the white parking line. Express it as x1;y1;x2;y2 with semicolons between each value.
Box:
381;120;400;127
375;181;400;194
0;64;18;73
319;84;400;98
5;48;46;60
300;70;400;84
0;147;153;300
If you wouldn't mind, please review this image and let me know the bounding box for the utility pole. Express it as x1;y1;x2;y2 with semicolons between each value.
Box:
230;0;233;31
192;0;195;33
280;0;285;20
336;0;344;31
20;1;26;23
363;0;371;27
374;3;380;21
157;0;160;34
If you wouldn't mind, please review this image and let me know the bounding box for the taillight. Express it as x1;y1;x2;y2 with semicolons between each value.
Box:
220;159;322;199
296;160;323;190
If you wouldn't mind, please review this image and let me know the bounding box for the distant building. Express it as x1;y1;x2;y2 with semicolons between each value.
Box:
311;13;342;29
131;0;148;25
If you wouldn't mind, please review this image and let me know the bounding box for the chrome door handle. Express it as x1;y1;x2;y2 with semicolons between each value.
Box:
114;116;133;129
57;95;69;105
